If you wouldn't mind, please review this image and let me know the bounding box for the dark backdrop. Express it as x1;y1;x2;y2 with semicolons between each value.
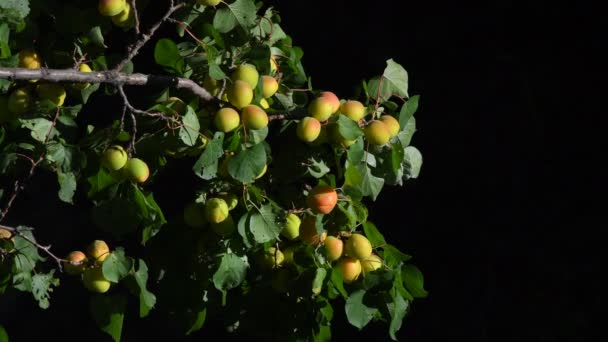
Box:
2;0;605;341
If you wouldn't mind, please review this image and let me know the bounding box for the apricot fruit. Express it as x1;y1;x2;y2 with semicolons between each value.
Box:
380;115;400;137
259;247;284;270
36;83;66;107
124;158;150;183
364;120;391;145
261;76;279;98
241;104;268;130
259;98;270;109
308;97;334;122
73;63;92;90
217;192;239;210
269;57;279;74
336;257;362;284
227;80;253;109
214;107;240;132
0;228;12;240
324;236;344;262
306;185;338;214
202;75;220;97
83;266;111;293
204;198;229;224
255;164;268;179
231;63;259;89
7;87;32;115
281;213;301;240
100;145;127;171
340;100;366;121
98;0;127;17
318;91;340;114
296;117;321;143
344;233;372;261
361;254;383;275
111;2;135;28
198;0;222;6
64;251;87;275
18;49;42;69
87;240;110;263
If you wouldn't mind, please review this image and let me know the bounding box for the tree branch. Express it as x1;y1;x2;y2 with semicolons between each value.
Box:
0;224;67;271
0;67;215;102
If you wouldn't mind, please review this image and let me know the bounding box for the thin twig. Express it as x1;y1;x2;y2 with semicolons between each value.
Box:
0;224;67;271
129;0;141;35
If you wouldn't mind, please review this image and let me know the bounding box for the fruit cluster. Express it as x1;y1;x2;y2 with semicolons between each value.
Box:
100;145;150;183
63;240;113;293
98;0;136;29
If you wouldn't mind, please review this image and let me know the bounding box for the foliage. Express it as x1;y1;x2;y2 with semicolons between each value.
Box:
0;0;426;340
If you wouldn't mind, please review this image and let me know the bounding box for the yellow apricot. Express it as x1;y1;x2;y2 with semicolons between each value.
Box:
111;2;135;28
261;76;279;98
300;216;327;246
336;257;362;284
19;49;42;69
124;158;150;183
339;100;366;121
318;91;340;114
296;117;321;143
324;236;343;262
64;251;88;275
36;83;67;107
87;240;110;263
364;120;391;145
344;233;372;261
380;115;400;137
204;198;229;224
214;107;240;132
227;80;253;109
231;63;259;89
361;254;383;275
241;104;268;130
308;97;334;121
98;0;127;17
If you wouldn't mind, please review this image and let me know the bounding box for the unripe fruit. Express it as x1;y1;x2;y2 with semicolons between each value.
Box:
300;216;327;246
203;75;220;96
344;233;373;261
124;158;150;183
73;64;92;90
87;240;110;263
231;64;259;89
211;214;235;237
361;254;383;275
259;98;270;109
340;100;366;121
217;193;239;210
336;257;362;284
306;185;338;214
197;0;222;6
241;104;268;130
255;164;268;179
364;120;391;145
183;202;206;228
380;115;400;137
324;236;344;262
204;198;229;224
98;0;127;17
0;228;12;239
283;245;297;265
36;83;67;107
318;91;340;114
163;97;187;115
296;117;321;143
100;145;128;171
259;247;284;270
83;266;111;293
227;80;253;109
111;2;134;28
18;49;42;69
308;97;334;122
269;57;279;74
281;213;301;240
261;76;279;98
214;107;240;132
64;251;87;275
7;87;32;115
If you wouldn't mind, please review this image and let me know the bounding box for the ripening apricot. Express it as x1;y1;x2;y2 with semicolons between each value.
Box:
340;100;366;121
259;98;270;109
227;80;253;109
336;257;362;284
380;115;400;137
64;251;88;275
296;117;321;143
344;233;372;261
214;107;240;132
7;87;32;115
0;228;12;240
183;202;206;228
308;97;334;122
204;198;229;224
83;266;111;293
203;75;220;97
281;213;301;240
318;91;340;114
259;247;284;270
261;76;279;98
98;0;126;17
364;120;391;145
211;213;235;237
241;104;268;130
111;2;134;28
36;83;66;107
324;236;344;262
198;0;222;6
306;185;338;214
361;254;383;275
163;97;187;115
87;240;110;263
300;216;327;246
124;158;150;183
73;63;92;90
231;63;259;89
100;145;127;171
18;49;42;69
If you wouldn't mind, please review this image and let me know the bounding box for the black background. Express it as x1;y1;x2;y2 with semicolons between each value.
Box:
2;0;605;341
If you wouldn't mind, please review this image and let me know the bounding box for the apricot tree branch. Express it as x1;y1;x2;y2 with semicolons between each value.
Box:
0;67;215;102
113;0;186;72
0;224;68;271
129;0;141;35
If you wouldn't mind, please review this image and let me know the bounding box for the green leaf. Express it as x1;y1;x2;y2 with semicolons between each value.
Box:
312;267;327;295
102;248;133;283
345;290;378;330
330;267;347;299
383;245;412;268
57;172;76;204
129;259;156;317
179;108;200;146
227;143;267;183
237;213;254;248
388;292;409;340
87;168;118;199
90;294;126;342
11;229;42;273
367;76;392;103
193;132;224;180
31;270;60;309
397;116;416;147
246;126;268;145
154;38;182;73
383;59;409;98
403;264;428;298
186;307;207;335
19;118;56;142
356;163;384;201
0;324;7;342
362;222;386;247
249;204;282;243
307;157;330;178
88;26;106;48
336;114;364;140
213;0;257;33
403;146;422;179
347;138;365;164
212;252;248;291
398;95;419;130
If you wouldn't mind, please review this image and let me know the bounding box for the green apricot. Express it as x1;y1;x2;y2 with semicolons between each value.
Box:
100;145;128;171
124;158;150;183
231;63;259;89
98;0;127;17
36;83;67;107
204;198;229;224
7;87;32;115
259;247;284;270
83;266;111;293
281;213;301;240
344;233;372;261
